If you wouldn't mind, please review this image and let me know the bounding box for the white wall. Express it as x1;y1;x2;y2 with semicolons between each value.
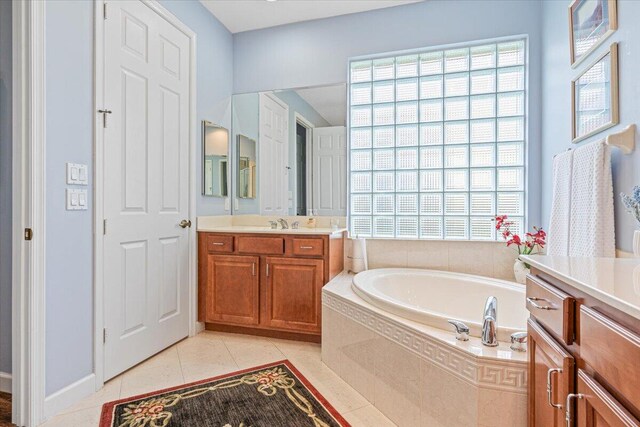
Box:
232;0;543;228
541;0;640;252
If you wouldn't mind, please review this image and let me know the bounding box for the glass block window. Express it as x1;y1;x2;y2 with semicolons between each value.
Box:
349;39;527;240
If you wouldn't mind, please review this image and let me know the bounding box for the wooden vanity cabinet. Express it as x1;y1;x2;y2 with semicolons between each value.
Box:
198;231;344;342
527;269;640;427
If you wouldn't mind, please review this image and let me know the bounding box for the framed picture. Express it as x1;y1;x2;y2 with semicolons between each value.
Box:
571;43;619;143
569;0;617;67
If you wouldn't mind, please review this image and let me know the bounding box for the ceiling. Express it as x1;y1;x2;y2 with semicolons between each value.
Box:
200;0;421;34
295;84;346;127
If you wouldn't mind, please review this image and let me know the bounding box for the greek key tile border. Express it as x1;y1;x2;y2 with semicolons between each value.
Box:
322;291;527;394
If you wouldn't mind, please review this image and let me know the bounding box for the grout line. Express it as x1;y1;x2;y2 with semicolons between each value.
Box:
175;343;186;385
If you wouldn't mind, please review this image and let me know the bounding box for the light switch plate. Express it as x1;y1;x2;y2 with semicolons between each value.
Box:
66;188;88;210
67;163;88;185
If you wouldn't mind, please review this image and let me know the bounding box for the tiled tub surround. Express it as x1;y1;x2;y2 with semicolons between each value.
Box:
344;239;521;281
322;272;527;427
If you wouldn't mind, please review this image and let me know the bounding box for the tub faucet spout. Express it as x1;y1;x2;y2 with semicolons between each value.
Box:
481;296;498;347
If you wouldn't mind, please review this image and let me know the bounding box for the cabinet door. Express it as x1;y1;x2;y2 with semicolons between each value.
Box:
263;257;324;333
205;255;259;326
576;370;640;427
528;318;575;427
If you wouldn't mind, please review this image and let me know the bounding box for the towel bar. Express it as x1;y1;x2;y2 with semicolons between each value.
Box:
605;124;636;154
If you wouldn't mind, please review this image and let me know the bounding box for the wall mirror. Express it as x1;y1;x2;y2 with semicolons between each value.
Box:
571;43;619;143
237;135;256;199
202;121;229;197
231;84;347;216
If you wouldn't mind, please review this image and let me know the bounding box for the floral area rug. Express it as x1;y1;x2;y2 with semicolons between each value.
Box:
100;360;350;427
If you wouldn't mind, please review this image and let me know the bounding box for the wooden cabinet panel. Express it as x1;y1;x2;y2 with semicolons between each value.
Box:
528;318;575;427
237;236;284;255
575;370;640;427
580;306;640;412
205;255;259;326
291;238;324;257
205;234;234;253
527;275;575;345
263;257;324;333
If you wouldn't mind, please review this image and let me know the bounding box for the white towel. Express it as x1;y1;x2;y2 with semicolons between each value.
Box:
350;238;368;273
548;150;573;256
568;141;616;257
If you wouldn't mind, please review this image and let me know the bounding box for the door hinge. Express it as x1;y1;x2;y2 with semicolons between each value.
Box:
103;219;107;235
98;109;112;128
24;228;33;241
103;3;107;20
103;328;107;343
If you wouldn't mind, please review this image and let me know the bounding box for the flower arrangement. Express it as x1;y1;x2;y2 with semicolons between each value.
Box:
495;215;546;256
620;186;640;228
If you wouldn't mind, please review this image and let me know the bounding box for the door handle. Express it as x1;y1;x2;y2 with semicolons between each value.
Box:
179;219;192;228
547;368;563;409
565;393;584;427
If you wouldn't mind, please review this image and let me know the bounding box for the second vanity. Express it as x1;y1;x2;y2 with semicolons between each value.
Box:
197;216;345;342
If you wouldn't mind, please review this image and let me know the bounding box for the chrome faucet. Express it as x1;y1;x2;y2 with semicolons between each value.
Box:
277;218;289;229
481;296;498;347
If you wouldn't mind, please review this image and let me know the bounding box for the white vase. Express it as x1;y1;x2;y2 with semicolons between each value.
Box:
634;230;640;257
513;259;530;284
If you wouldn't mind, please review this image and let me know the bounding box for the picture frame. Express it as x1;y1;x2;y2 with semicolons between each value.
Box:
571;43;619;143
569;0;617;67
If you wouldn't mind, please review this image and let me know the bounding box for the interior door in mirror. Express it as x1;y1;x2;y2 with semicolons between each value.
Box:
202;121;229;197
237;134;257;199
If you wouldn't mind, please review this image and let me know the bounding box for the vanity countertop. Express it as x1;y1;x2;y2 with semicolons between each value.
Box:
196;225;347;236
521;255;640;320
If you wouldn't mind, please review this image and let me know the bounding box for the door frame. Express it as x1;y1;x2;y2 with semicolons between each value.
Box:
93;0;198;389
11;0;47;425
294;112;314;215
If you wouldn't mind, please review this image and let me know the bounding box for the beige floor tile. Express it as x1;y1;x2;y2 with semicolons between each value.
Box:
306;368;370;414
176;334;238;383
342;404;397;427
41;406;101;427
119;346;184;398
222;335;287;370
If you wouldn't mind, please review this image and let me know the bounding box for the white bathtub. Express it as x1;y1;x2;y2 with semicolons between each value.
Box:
352;268;527;342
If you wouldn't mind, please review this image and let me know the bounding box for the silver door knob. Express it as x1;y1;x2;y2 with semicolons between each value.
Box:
179;219;192;228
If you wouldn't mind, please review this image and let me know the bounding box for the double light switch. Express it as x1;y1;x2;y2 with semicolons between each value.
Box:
66;163;88;211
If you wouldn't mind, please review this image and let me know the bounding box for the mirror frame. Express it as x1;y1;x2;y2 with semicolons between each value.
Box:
201;120;230;197
236;134;257;200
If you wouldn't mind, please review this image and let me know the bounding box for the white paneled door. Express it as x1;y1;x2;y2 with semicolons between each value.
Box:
102;1;191;380
259;93;289;215
312;126;346;216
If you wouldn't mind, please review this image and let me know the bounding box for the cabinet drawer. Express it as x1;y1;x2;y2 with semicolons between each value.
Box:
237;236;284;255
206;235;234;253
580;306;640;412
526;275;575;344
292;238;324;257
575;370;640;427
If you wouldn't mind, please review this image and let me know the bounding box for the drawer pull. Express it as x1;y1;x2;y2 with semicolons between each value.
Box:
211;242;225;246
252;262;256;276
565;393;584;427
299;246;314;249
527;297;558;311
547;368;563;409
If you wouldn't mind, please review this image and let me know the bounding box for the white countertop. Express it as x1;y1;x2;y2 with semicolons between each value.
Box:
196;225;347;236
521;255;640;320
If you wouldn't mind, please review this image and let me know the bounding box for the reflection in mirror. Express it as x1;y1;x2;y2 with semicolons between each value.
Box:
202;121;229;197
231;84;347;216
237;135;256;199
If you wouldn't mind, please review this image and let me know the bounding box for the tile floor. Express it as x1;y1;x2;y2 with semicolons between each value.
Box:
41;331;395;427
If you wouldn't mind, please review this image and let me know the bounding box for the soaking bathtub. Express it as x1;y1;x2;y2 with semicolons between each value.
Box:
351;268;528;342
321;269;529;426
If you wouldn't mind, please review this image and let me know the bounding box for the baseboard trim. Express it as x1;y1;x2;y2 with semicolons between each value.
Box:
0;372;11;393
43;373;95;419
